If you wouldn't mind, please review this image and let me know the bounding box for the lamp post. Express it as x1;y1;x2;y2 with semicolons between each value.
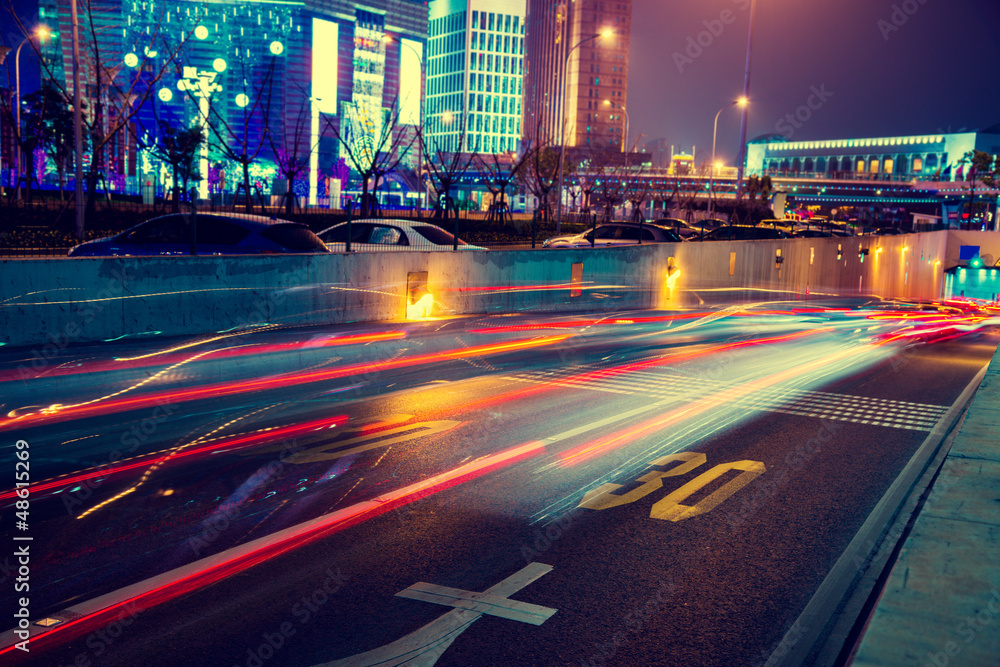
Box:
179;64;224;201
709;97;746;220
13;27;49;199
556;28;611;233
602;99;629;153
734;0;757;199
383;35;426;211
0;46;8;197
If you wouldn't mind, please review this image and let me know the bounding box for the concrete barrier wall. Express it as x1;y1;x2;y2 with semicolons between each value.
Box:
1;230;990;348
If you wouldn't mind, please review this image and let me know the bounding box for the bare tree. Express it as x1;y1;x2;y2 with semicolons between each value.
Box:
418;115;478;224
474;145;534;225
623;159;653;223
520;120;564;224
267;80;321;216
325;98;415;218
7;0;185;236
203;57;278;214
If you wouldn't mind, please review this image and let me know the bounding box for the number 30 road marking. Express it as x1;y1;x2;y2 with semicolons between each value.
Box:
578;453;766;522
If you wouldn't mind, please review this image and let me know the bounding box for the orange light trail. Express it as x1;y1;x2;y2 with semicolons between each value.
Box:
558;342;875;466
0;439;545;657
426;328;831;420
0;335;571;432
0;331;407;384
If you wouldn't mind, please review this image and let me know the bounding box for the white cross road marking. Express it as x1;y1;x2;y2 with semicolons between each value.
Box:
397;581;557;625
321;563;556;667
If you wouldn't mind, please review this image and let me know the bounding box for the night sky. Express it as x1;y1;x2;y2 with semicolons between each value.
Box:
5;0;1000;169
629;0;1000;166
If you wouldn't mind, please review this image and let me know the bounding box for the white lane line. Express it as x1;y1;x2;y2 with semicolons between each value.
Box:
322;563;555;666
766;362;990;667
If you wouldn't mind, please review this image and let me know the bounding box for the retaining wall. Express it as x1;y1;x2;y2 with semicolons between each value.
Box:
2;230;998;348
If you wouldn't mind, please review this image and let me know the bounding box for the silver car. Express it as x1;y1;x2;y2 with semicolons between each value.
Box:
318;219;485;251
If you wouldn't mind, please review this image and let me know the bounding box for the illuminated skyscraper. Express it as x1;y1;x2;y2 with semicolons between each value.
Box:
522;0;631;149
426;0;526;154
37;0;427;202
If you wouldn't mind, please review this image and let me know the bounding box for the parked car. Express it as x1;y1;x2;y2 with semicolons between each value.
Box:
68;213;329;256
697;225;789;241
318;219;485;251
653;218;709;240
793;229;834;238
543;222;683;248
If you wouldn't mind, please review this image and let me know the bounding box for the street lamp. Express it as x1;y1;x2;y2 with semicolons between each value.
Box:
556;27;613;232
12;26;49;199
179;64;224;201
709;97;747;219
383;35;426;211
735;0;758;198
602;99;629;153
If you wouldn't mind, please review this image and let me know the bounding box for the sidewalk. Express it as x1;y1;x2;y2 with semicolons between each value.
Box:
852;346;1000;666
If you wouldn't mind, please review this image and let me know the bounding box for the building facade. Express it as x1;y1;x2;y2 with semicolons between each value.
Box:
522;0;631;149
426;0;526;154
746;128;1000;182
34;0;427;204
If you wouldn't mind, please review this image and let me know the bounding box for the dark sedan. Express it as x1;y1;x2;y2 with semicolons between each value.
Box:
68;213;330;256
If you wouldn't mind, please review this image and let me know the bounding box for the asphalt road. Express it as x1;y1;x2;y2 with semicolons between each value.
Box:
1;298;997;666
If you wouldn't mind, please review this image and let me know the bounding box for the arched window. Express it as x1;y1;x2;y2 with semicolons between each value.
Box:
804;158;815;172
841;156;853;172
816;157;827;173
896;155;908;174
883;158;894;173
912;156;923;172
869;158;880;173
792;158;802;173
925;154;939;171
857;159;866;173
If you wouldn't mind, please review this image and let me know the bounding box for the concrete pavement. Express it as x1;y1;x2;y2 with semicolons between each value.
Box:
851;344;1000;666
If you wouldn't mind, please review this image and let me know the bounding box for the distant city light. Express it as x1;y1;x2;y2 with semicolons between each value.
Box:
158;88;173;102
195;25;209;40
125;53;139;67
270;40;284;55
213;58;227;72
235;93;249;107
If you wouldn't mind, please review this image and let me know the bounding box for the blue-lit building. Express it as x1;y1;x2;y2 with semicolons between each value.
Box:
33;0;427;204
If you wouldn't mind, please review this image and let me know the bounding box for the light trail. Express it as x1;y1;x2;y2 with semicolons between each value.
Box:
0;335;571;432
0;439;546;657
0;415;349;503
